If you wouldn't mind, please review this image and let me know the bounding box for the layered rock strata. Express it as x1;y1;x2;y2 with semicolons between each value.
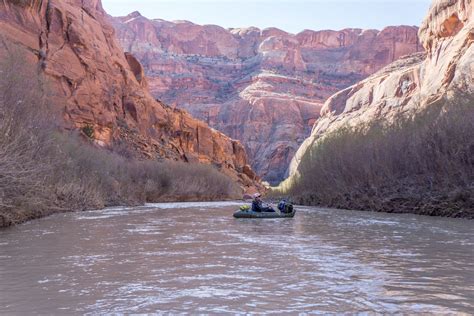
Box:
112;13;422;183
0;0;260;192
286;0;473;186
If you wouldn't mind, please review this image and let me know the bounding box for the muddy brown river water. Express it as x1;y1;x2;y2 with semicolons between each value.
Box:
0;202;473;314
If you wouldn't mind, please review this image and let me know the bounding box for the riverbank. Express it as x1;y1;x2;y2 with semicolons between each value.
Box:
284;187;474;219
0;58;246;229
275;102;473;220
268;195;471;219
271;179;473;219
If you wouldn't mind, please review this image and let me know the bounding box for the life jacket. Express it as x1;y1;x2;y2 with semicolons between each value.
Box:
278;200;286;211
252;200;262;212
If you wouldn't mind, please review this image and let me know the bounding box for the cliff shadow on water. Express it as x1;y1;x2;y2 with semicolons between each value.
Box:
273;98;474;218
0;50;241;228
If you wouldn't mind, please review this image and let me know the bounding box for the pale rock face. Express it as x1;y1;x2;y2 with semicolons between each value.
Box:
111;12;423;184
0;0;261;193
284;0;473;187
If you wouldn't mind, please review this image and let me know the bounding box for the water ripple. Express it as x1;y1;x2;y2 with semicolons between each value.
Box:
0;202;472;314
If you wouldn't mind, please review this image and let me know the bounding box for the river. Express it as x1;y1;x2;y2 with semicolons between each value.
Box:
0;202;473;314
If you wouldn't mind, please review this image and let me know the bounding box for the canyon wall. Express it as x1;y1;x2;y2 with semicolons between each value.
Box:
111;13;422;183
0;0;260;192
285;0;473;187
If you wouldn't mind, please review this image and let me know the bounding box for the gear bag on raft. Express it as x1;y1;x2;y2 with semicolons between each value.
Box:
278;200;294;214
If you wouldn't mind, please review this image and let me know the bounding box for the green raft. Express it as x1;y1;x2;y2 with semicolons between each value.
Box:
233;208;296;219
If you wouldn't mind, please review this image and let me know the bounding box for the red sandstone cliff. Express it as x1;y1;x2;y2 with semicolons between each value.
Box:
111;13;422;184
0;0;260;192
285;0;473;187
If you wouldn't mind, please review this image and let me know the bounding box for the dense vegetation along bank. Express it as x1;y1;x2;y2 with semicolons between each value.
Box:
0;54;240;228
274;99;474;219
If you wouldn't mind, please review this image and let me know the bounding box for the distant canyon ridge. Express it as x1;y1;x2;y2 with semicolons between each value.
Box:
111;12;423;184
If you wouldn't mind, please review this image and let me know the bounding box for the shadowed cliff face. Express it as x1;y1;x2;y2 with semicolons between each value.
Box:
111;13;422;184
284;0;473;187
0;0;261;193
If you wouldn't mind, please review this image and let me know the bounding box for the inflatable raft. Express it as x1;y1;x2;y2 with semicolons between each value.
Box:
233;209;296;219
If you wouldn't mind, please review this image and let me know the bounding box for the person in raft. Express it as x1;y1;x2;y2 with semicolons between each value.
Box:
251;193;275;213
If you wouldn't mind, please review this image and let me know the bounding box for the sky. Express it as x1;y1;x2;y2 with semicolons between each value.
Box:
102;0;432;34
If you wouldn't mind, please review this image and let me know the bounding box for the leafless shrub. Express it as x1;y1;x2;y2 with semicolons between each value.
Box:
0;48;241;227
278;97;474;218
0;48;55;213
44;127;241;211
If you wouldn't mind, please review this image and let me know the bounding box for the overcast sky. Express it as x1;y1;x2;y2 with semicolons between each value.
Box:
102;0;432;34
